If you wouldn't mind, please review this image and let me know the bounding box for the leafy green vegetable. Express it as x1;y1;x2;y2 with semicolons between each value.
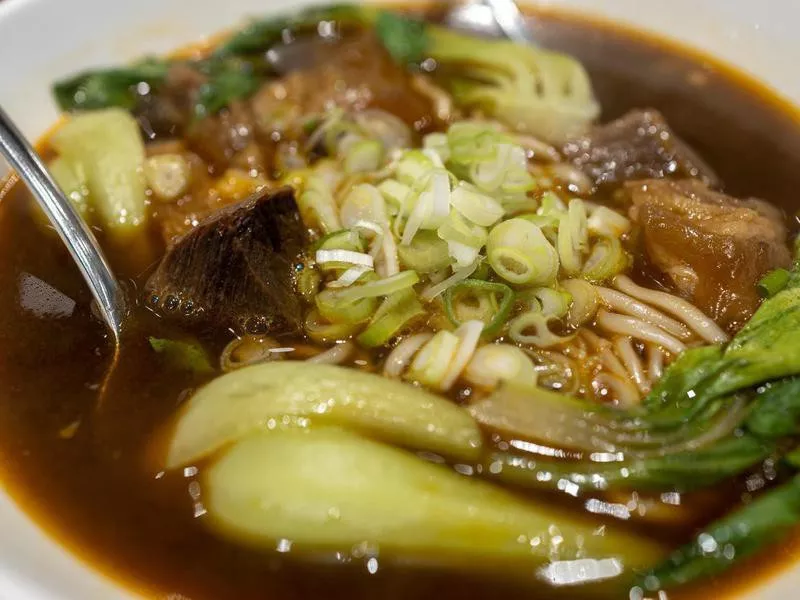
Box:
53;59;170;112
165;361;482;469
149;337;214;374
53;5;370;116
374;9;428;64
215;4;369;57
478;249;800;494
488;435;773;493
758;267;790;298
643;475;800;591
204;427;663;573
745;378;800;439
192;58;265;118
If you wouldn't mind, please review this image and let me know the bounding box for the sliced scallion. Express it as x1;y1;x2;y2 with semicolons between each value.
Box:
305;308;362;343
450;182;504;227
357;288;426;348
344;138;384;174
487;218;559;286
407;330;460;388
582;236;629;283
508;311;574;348
444;280;514;337
315;289;378;325
397;230;452;273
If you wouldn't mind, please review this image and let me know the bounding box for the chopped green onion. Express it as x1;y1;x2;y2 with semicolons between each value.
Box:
440;320;484;390
315;249;374;270
397;230;452;273
298;174;341;234
320;116;363;156
144;154;191;202
354;109;412;151
472;261;491;281
447;122;510;169
315;289;377;325
344;139;384;174
758;268;791;298
561;278;599;328
334;270;420;303
519;213;559;232
470;143;533;194
450;182;504;227
422;132;451;163
420;259;480;301
464;344;538;389
487;218;559;286
357;288;426;348
305;308;362;343
407;330;460;388
149;337;213;374
437;210;487;267
377;179;412;213
315;229;365;253
518;287;572;318
373;228;400;278
395;149;438;185
537;191;567;217
446;241;481;268
400;169;451;245
508;311;574;348
340;184;390;230
557;198;588;275
587;205;631;238
581;236;629;283
444;280;514;337
296;260;321;301
327;266;371;289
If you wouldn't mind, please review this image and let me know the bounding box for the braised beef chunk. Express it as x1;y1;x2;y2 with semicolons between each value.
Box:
145;187;307;335
250;33;438;141
564;110;718;187
184;100;265;173
627;179;791;331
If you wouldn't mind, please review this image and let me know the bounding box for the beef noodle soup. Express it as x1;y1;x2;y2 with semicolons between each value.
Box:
1;4;800;599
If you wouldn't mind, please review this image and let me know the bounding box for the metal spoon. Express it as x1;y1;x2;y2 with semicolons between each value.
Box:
444;0;537;44
0;106;126;342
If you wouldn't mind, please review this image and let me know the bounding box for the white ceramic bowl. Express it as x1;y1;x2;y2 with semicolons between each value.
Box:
1;0;799;598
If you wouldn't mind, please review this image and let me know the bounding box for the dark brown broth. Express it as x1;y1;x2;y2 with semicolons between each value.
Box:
1;7;800;600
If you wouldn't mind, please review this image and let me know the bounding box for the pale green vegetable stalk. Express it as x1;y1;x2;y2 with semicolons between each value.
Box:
47;157;90;219
164;362;482;468
50;108;147;235
204;427;662;576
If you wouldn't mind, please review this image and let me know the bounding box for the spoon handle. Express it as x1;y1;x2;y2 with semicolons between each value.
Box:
484;0;537;45
0;105;126;340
